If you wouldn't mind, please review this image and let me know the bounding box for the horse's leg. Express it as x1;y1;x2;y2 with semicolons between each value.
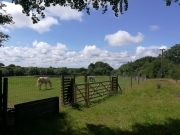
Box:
45;83;47;89
39;83;41;90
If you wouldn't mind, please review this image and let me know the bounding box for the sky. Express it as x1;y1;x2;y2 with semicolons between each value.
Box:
0;0;180;69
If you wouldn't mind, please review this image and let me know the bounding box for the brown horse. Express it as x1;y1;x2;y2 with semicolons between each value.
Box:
36;77;52;90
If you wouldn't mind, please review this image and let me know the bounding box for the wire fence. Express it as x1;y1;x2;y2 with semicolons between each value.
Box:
6;75;147;108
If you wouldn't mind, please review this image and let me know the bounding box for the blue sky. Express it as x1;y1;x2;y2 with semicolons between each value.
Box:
0;0;180;69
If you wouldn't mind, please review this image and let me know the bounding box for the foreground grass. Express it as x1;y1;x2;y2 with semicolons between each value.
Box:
1;78;180;135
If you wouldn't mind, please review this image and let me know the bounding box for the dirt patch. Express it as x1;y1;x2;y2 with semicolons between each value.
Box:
173;93;180;99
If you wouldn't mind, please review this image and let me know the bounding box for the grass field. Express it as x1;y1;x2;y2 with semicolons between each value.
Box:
7;75;138;107
3;77;179;135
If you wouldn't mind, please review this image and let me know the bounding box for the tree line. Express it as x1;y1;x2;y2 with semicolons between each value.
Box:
118;44;180;79
0;61;114;76
1;43;180;79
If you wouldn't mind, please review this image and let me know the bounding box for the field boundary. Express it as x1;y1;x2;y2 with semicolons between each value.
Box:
0;70;8;127
61;75;122;106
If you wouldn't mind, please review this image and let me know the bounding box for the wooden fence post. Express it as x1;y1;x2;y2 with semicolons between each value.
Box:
70;78;75;105
73;84;77;104
2;78;8;127
131;75;132;88
0;70;2;122
84;75;89;105
61;75;64;106
111;76;113;92
116;76;118;92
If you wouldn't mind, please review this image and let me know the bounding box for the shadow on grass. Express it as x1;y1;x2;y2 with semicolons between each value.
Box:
39;88;54;91
85;118;180;135
1;115;180;135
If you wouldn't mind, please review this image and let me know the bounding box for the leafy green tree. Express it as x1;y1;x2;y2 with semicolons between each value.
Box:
13;67;24;76
5;67;14;76
12;0;128;24
164;44;180;64
88;63;95;70
12;0;178;24
169;65;180;80
0;63;5;67
87;68;94;75
39;68;46;75
0;2;14;47
7;64;16;67
27;67;40;75
46;68;54;75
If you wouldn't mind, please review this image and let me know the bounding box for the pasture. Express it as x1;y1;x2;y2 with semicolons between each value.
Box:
7;76;137;107
2;77;180;135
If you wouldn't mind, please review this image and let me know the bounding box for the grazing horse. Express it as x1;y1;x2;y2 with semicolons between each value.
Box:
36;77;52;90
88;76;95;82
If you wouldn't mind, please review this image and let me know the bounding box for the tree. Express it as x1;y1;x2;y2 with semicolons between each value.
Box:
12;0;128;23
11;0;179;24
0;1;14;47
0;63;5;67
13;67;24;76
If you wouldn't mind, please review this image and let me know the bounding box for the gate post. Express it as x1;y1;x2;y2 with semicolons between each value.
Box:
70;78;75;105
61;75;64;106
2;78;8;127
0;70;2;122
84;75;89;106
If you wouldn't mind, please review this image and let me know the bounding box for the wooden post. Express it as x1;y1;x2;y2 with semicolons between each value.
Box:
131;75;132;88
0;70;2;120
2;78;8;127
116;76;118;92
73;74;75;83
86;82;89;106
61;75;64;106
84;75;89;105
73;84;77;104
70;78;74;105
111;77;113;92
84;75;87;83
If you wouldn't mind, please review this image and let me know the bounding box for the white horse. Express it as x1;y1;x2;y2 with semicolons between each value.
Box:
88;76;95;82
36;77;52;90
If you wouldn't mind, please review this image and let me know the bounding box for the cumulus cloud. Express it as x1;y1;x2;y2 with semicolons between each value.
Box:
46;5;83;21
133;45;167;61
149;25;159;31
1;2;83;33
0;41;166;69
0;26;10;33
104;30;144;46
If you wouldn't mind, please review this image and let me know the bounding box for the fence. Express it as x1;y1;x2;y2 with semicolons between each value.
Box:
7;76;61;108
0;73;60;127
61;75;122;106
0;70;8;127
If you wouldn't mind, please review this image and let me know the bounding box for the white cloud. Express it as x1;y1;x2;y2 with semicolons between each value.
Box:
149;25;159;31
81;45;101;56
104;30;144;46
0;26;10;33
46;5;83;21
133;45;167;61
2;2;58;33
1;2;83;33
0;41;167;69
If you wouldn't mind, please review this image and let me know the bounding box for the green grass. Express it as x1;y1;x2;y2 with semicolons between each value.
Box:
7;76;136;107
3;77;179;135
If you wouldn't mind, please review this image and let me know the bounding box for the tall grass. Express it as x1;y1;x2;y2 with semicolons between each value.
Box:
2;78;180;135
